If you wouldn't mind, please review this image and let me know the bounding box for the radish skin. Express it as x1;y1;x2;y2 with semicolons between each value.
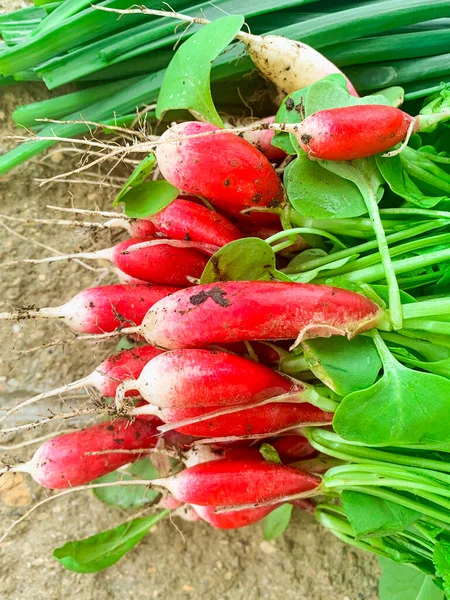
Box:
0;284;176;334
241;116;287;161
147;198;242;246
137;402;333;437
152;459;321;506
243;35;358;97
11;418;161;489
15;237;209;287
117;349;296;409
155;122;284;220
139;281;385;350
268;434;318;463
294;105;416;160
193;503;278;529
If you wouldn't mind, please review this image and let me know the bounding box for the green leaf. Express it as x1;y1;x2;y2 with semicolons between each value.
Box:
53;511;169;573
119;180;179;219
379;557;444;600
200;238;289;284
302;336;382;396
434;541;450;596
391;347;450;380
156;16;244;127
285;153;368;219
263;504;293;541
115;338;135;352
377;154;447;208
333;333;450;446
342;491;420;539
113;154;155;205
259;443;282;464
289;254;359;283
93;459;160;510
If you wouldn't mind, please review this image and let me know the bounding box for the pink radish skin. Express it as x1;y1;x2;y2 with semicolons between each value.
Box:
146;198;243;246
37;283;177;333
267;435;318;463
242;116;287;161
13;418;161;489
140;402;332;437
118;349;296;409
155;122;284;220
295;105;416;161
28;237;209;287
153;459;321;506
139;281;385;350
193;503;278;529
112;238;208;287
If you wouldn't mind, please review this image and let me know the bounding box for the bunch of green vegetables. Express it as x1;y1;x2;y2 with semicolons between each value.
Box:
2;0;450;173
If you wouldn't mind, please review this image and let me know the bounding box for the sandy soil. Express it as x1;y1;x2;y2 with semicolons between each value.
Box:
0;55;380;600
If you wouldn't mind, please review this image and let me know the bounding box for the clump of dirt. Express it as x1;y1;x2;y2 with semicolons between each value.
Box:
0;81;380;599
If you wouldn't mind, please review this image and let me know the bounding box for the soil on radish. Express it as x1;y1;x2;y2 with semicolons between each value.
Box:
0;74;379;600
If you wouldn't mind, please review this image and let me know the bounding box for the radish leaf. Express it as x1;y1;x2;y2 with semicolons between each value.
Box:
302;336;381;396
156;15;244;127
286;153;367;219
119;180;179;218
434;541;450;597
53;511;169;573
113;154;155;206
376;154;447;208
259;443;282;464
263;504;293;541
342;491;420;538
334;331;450;446
93;459;160;510
200;238;290;283
379;558;444;600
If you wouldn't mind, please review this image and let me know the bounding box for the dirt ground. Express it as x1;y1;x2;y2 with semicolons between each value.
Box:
0;38;379;600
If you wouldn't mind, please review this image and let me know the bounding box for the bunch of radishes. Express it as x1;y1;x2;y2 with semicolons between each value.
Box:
0;95;403;536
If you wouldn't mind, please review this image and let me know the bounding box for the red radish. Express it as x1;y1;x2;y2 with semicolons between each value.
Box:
267;434;318;463
16;237;211;287
127;219;157;237
241;34;358;97
1;345;163;423
242;116;287;161
155;122;284;220
139;281;385;350
217;341;288;369
147;198;242;246
238;221;309;253
9;418;161;489
183;444;264;467
193;503;278;529
117;349;298;409
294;105;416;161
137;402;332;437
0;284;176;334
151;459;321;506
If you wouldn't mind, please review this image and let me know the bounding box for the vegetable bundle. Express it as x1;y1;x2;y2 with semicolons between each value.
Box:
3;3;450;598
3;0;450;174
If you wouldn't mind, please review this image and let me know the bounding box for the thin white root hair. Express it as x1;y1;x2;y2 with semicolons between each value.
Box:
381;119;416;158
13;326;140;354
0;429;74;450
213;488;320;514
35;118;149;140
0;479;168;543
47;205;127;219
0;378;90;424
0;408;101;435
0;221;108;274
152;392;304;434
